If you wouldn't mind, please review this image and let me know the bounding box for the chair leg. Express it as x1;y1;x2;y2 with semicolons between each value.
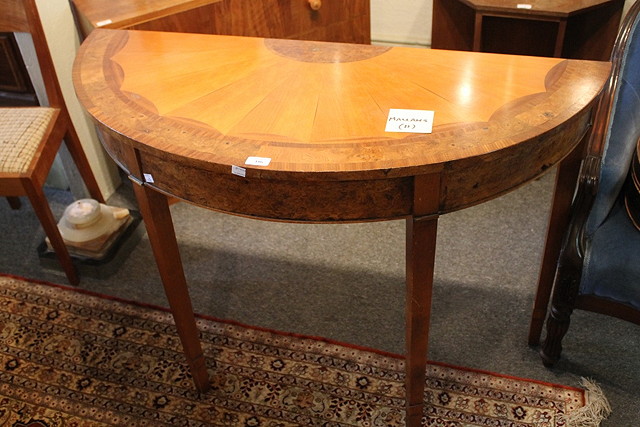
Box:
23;180;79;286
63;123;105;203
6;197;22;210
540;271;580;366
530;132;589;346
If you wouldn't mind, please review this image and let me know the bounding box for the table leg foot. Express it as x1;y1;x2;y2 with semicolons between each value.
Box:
189;353;211;393
406;403;424;426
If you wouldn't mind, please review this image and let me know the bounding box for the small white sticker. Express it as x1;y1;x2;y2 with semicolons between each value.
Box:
231;165;246;177
516;4;532;9
385;109;434;133
143;173;154;183
95;19;113;27
245;156;271;166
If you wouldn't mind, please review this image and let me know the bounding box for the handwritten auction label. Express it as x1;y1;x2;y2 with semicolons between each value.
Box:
385;109;434;133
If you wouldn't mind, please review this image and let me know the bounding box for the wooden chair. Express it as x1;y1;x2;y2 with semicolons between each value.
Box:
529;0;640;366
0;0;104;285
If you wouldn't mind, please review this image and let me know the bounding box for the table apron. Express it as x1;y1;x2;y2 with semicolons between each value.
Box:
95;104;593;222
139;150;417;222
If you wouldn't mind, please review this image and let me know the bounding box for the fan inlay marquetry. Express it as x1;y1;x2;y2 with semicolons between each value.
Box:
75;29;610;182
104;31;575;154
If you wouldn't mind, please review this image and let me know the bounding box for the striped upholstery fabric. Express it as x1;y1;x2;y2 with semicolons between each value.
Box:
0;107;56;174
624;137;640;231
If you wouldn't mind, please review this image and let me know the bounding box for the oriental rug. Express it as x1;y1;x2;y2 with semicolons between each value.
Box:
0;274;609;426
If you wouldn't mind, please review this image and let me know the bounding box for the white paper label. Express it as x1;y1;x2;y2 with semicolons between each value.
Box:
95;19;113;27
245;156;271;166
516;4;532;9
143;173;154;183
385;109;434;133
231;165;246;177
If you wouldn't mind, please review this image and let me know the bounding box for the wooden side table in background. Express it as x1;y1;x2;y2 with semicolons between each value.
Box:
70;0;371;44
432;0;624;60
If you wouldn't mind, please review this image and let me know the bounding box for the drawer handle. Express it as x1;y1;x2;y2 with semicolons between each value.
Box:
308;0;322;10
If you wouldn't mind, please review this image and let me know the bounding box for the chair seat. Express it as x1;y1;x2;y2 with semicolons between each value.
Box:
0;107;56;174
581;197;640;310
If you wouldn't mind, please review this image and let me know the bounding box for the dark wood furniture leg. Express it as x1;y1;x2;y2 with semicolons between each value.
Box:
473;13;483;51
24;179;79;286
6;196;22;209
539;267;581;366
405;174;440;426
528;135;588;346
553;20;568;57
131;179;210;392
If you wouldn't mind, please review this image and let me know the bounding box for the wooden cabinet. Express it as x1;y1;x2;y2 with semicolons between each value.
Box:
431;0;624;60
71;0;370;44
0;33;37;106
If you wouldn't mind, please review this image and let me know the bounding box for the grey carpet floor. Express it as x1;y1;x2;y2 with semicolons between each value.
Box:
2;168;639;425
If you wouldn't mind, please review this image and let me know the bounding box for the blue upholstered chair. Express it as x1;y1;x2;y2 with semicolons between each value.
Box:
530;0;640;366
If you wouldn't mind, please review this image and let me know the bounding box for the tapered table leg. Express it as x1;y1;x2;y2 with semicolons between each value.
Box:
132;179;210;392
405;215;438;426
405;173;441;426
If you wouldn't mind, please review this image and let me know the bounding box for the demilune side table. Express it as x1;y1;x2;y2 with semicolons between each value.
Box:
73;29;611;425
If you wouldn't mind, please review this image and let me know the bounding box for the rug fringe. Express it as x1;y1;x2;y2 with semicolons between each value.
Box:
564;378;612;427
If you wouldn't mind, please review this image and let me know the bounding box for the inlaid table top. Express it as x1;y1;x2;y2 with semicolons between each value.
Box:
74;29;610;219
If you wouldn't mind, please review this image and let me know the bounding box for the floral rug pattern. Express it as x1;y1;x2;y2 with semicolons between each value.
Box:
0;275;586;426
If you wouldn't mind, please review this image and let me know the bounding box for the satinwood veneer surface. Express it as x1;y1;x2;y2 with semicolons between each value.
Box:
74;29;610;221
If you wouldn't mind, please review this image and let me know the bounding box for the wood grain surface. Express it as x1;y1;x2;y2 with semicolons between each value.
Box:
71;0;219;30
71;0;370;44
74;29;610;219
432;0;623;60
